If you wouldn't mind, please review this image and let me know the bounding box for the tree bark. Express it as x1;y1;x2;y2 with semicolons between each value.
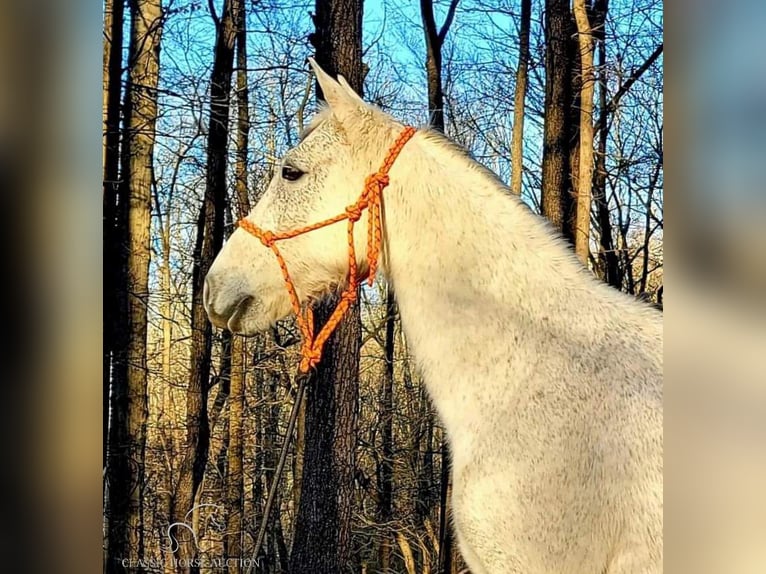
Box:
288;309;361;573
224;2;250;570
252;338;266;562
102;0;124;468
593;7;619;286
420;0;459;132
396;532;417;574
289;2;364;572
233;0;251;220
106;0;163;571
510;0;531;196
639;160;661;294
170;0;238;571
421;0;443;131
436;443;453;574
293;392;306;521
573;0;596;263
377;287;396;573
417;405;435;521
225;336;246;573
541;0;574;238
262;370;284;573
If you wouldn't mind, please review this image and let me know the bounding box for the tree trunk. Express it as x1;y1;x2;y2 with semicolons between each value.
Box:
160;232;173;384
416;395;434;522
378;287;396;573
170;0;239;571
102;0;124;468
106;0;163;571
152;153;178;452
510;0;531;196
436;443;453;574
593;8;620;287
276;513;291;573
639;161;661;294
223;2;250;570
224;339;245;571
541;0;574;239
419;0;459;133
293;395;306;521
233;0;251;220
289;311;361;573
262;370;283;573
573;0;596;264
289;2;364;572
596;37;663;293
252;338;265;562
421;0;444;131
567;10;581;243
396;532;418;574
153;163;179;574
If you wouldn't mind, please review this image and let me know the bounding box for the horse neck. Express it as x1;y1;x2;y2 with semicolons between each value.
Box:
380;130;604;447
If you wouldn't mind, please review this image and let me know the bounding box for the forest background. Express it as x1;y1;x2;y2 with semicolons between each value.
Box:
102;0;663;572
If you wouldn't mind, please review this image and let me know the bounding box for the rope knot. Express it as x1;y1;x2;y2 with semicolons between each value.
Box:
367;173;390;190
299;340;321;372
345;204;363;222
259;230;276;248
299;354;320;372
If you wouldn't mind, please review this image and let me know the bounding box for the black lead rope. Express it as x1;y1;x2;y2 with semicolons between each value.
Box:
246;372;309;574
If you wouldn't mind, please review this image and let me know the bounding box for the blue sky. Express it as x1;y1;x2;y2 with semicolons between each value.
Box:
151;0;662;232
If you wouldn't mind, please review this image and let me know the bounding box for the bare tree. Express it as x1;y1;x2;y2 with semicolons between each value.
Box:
510;0;531;197
106;0;164;571
592;0;618;286
170;0;239;570
420;0;460;131
572;0;596;263
594;39;663;288
541;0;575;239
377;288;396;573
102;0;124;466
289;0;364;571
223;0;250;569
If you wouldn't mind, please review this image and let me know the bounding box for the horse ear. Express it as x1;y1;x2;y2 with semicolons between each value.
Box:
337;75;366;105
308;57;354;111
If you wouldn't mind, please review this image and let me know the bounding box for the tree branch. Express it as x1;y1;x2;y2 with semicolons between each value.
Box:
438;0;461;44
595;42;663;157
420;0;439;48
607;43;663;113
207;0;220;28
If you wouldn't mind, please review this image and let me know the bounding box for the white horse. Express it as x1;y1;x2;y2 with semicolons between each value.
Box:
204;60;663;574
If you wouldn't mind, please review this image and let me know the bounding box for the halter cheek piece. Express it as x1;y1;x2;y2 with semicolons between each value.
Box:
238;126;417;372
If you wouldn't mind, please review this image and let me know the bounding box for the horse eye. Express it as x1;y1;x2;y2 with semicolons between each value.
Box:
281;165;304;181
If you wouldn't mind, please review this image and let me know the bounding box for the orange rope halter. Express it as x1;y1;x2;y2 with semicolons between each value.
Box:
238;126;416;372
